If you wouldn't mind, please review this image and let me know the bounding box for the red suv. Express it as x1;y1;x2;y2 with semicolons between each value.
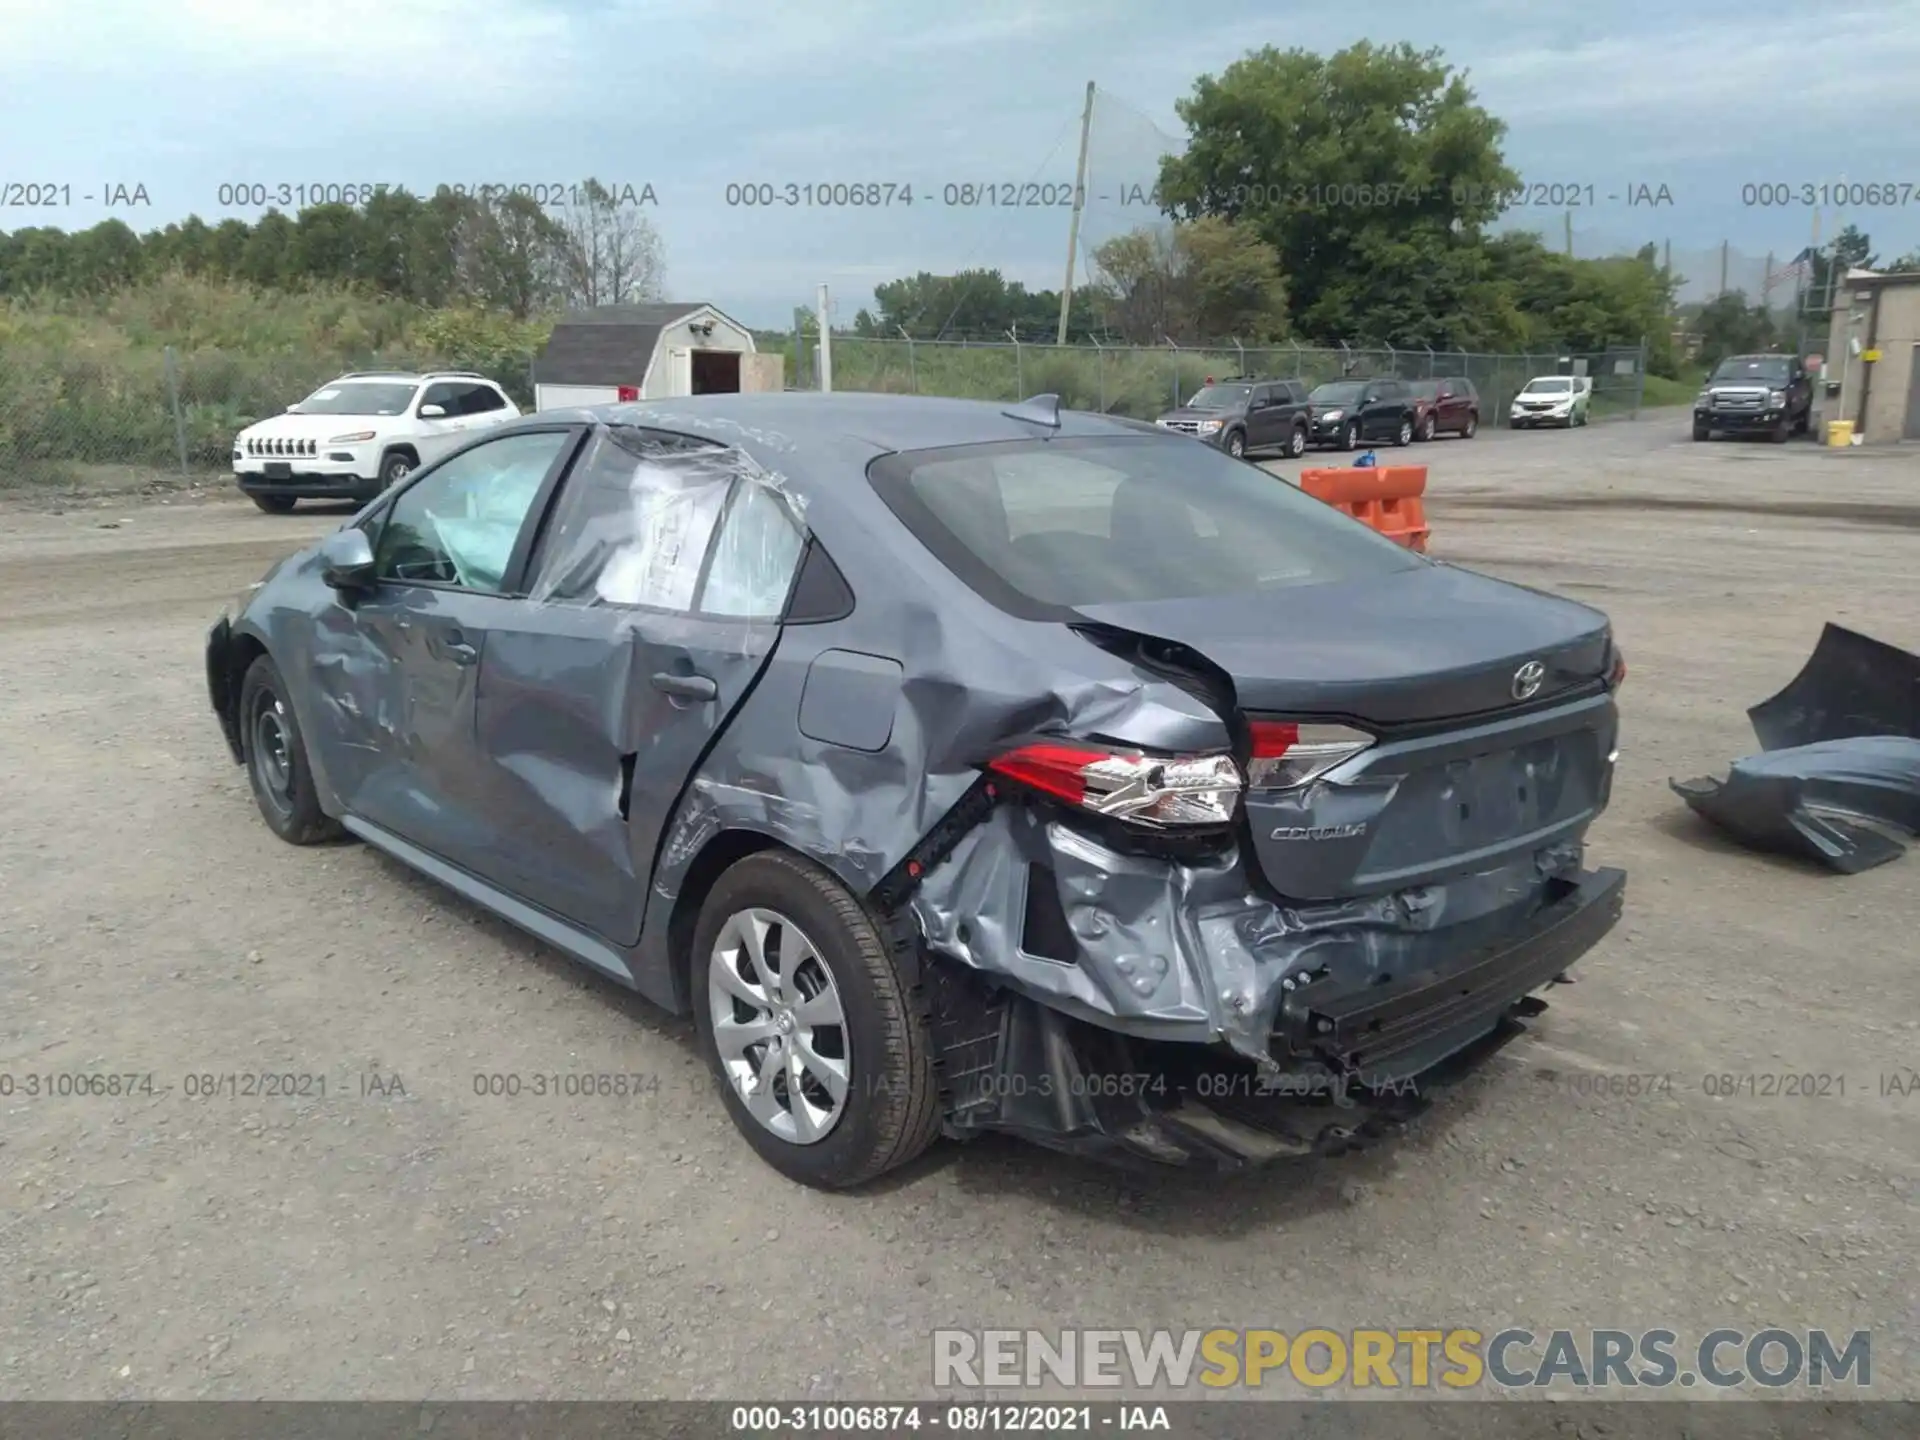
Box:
1406;378;1481;441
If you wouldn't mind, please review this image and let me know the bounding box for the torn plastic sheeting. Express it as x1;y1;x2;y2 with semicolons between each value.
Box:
908;803;1573;1068
527;428;808;612
1671;737;1920;874
612;405;800;456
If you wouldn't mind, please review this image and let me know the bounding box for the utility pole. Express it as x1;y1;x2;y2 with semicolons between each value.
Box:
1719;240;1729;296
817;283;833;393
1057;81;1096;346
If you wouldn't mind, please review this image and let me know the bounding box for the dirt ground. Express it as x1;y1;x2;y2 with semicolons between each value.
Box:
1;412;1916;1402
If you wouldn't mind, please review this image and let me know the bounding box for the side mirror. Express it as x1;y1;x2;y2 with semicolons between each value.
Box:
418;403;447;419
319;528;377;591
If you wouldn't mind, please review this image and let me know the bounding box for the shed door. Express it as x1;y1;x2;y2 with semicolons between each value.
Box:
666;347;693;397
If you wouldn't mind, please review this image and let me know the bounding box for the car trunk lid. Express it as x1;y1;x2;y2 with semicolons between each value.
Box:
1073;565;1617;898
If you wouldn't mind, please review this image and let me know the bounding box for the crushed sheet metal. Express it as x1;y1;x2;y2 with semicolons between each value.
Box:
1672;623;1920;872
909;802;1588;1068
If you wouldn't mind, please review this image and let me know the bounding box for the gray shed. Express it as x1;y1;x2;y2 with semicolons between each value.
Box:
531;302;782;410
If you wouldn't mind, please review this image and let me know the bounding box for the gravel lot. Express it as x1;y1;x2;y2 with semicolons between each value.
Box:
2;412;1916;1402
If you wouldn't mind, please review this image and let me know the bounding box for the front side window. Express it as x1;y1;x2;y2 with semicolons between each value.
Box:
869;436;1421;613
373;430;570;590
418;382;465;415
292;381;418;417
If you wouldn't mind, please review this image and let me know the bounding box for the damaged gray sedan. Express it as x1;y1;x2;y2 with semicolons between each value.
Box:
206;393;1628;1187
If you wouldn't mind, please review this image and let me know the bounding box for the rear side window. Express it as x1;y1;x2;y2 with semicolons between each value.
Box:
868;436;1421;615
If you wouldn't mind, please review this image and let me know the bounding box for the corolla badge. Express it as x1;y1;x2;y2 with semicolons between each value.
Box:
1511;659;1547;700
1269;823;1368;841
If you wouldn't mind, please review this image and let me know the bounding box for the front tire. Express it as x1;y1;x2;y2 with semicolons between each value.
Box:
692;852;941;1189
1340;420;1360;451
1771;415;1791;443
238;654;341;845
250;494;296;514
1224;429;1246;459
1394;418;1414;447
378;451;416;488
1693;422;1711;441
1416;414;1435;442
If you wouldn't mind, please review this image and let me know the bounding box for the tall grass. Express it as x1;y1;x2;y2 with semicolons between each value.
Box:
0;274;552;476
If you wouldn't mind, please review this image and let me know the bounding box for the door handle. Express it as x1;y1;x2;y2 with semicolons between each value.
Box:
652;671;717;701
442;627;478;664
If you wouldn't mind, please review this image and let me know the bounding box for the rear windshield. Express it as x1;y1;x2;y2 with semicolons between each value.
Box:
867;436;1422;613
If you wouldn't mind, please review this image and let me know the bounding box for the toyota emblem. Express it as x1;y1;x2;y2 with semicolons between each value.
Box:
1512;660;1546;700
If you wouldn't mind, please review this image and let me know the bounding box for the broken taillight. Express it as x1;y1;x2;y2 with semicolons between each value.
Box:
1608;650;1628;689
1246;720;1374;790
986;741;1244;828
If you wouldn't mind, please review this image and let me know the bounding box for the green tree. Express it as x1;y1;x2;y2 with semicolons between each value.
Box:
1155;40;1518;343
1694;293;1778;367
862;269;1064;339
1086;217;1287;343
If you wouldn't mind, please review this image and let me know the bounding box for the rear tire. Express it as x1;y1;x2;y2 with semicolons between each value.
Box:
238;654;341;845
692;851;941;1189
1462;412;1478;438
250;495;296;514
1286;424;1307;458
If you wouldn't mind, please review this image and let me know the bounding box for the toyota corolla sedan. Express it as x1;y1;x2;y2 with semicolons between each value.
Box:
206;392;1627;1188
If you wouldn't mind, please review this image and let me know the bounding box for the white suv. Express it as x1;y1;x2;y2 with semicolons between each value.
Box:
231;372;521;513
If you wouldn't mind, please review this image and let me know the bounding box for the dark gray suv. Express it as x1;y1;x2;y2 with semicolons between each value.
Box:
206;392;1627;1188
1156;378;1311;459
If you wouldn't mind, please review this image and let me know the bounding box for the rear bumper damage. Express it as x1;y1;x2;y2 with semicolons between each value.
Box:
1672;623;1920;873
904;790;1625;1167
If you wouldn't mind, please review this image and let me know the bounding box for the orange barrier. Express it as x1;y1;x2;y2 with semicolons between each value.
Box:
1297;465;1430;552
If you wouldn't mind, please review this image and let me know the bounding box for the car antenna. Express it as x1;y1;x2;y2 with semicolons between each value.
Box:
1001;393;1062;430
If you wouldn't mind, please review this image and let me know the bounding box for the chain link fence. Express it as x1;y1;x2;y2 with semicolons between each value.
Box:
789;336;1648;426
0;334;1643;489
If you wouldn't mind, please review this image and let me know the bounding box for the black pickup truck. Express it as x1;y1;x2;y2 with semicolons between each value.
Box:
1693;353;1813;442
1156;377;1312;459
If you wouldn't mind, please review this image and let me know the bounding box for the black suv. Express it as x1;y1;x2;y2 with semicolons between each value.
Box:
1307;377;1418;450
1156;378;1312;459
1693;354;1813;442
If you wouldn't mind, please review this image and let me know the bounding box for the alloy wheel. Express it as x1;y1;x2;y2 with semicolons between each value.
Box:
707;907;850;1145
1227;431;1245;458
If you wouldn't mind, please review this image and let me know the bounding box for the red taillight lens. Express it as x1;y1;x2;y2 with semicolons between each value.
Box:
987;741;1244;828
1609;650;1627;689
1246;719;1373;790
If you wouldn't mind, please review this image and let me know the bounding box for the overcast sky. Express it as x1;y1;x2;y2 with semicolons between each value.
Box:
4;0;1918;325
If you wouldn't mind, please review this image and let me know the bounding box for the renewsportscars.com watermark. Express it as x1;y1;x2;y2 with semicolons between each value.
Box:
933;1327;1871;1392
